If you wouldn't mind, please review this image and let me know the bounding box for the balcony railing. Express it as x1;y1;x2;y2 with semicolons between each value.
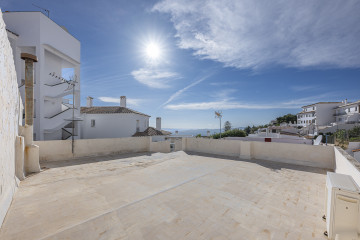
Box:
45;107;73;119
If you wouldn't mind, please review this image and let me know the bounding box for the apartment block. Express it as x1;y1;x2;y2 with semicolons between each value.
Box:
4;11;81;140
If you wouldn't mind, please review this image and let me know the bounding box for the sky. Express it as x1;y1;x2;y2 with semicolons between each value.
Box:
2;0;360;129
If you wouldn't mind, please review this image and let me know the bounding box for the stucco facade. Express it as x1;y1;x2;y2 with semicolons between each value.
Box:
81;113;150;139
0;11;21;227
4;12;81;141
334;100;360;124
297;102;341;127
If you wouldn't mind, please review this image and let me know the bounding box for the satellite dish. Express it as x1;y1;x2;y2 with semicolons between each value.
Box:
313;135;323;145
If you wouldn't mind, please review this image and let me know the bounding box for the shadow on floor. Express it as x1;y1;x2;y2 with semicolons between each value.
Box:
41;152;153;169
184;151;330;175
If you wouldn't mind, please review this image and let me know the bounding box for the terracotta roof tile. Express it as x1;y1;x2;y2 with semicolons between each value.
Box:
132;127;171;137
80;106;150;117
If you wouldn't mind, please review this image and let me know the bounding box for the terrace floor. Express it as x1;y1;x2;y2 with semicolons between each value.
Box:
0;151;328;240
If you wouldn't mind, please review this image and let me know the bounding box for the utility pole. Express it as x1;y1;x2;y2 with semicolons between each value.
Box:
215;111;222;139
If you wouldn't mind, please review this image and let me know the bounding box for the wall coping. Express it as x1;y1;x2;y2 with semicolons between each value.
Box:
335;146;360;171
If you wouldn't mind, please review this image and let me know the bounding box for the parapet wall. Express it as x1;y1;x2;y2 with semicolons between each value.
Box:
36;137;151;162
334;147;360;186
0;10;21;227
183;138;335;169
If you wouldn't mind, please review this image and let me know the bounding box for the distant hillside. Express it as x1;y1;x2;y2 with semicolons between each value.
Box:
163;128;244;136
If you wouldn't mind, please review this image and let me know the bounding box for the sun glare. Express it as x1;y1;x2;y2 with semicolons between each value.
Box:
145;43;161;60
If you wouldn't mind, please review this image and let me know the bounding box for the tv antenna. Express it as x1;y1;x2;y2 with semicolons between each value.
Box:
215;110;222;139
32;3;50;18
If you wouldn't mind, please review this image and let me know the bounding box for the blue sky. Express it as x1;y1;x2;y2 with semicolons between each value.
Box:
3;0;360;129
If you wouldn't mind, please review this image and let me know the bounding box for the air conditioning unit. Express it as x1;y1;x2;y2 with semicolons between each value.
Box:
325;172;360;240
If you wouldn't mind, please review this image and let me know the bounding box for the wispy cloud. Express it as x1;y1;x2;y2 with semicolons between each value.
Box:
131;68;180;89
161;73;214;106
98;97;143;107
153;0;360;69
164;93;339;110
282;93;338;106
165;100;299;110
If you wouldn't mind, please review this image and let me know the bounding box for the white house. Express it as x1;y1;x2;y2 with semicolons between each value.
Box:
334;99;360;124
81;96;151;139
297;102;342;127
4;11;81;140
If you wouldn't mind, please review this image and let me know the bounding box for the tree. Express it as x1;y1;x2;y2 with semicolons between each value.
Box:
224;121;232;131
244;126;251;135
276;114;297;125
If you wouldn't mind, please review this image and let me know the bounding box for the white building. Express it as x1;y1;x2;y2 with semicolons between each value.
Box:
334;99;360;124
81;96;151;139
4;11;81;140
297;102;341;127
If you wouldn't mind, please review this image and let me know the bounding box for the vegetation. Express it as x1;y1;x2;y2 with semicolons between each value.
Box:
244;125;268;135
212;129;246;139
195;134;202;138
334;126;360;149
224;121;232;131
349;126;360;141
275;114;297;125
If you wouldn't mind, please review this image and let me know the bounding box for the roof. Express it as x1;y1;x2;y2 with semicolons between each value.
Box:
335;100;360;109
80;106;150;117
301;102;342;108
3;11;79;42
132;127;171;137
6;29;19;37
297;110;315;114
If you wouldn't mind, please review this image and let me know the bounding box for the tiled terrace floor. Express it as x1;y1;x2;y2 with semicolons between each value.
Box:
0;151;328;239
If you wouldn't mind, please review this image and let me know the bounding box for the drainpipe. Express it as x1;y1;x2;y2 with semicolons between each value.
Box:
21;53;40;174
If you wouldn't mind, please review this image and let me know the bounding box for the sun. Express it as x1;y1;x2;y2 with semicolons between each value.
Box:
145;42;161;60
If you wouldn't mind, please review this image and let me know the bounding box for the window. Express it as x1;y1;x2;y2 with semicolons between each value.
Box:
136;120;140;132
33;99;36;118
91;119;95;127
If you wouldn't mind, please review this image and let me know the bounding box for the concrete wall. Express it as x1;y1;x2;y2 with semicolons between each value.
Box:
150;141;171;153
0;11;21;227
81;113;149;139
251;141;334;169
226;136;312;145
334;147;360;186
36;137;150;162
183;138;334;169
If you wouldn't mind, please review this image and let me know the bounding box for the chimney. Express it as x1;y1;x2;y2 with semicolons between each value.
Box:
156;117;161;130
120;96;126;108
345;99;348;104
86;96;93;107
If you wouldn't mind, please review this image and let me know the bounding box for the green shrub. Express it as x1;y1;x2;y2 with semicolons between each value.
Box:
349;136;360;142
212;129;246;139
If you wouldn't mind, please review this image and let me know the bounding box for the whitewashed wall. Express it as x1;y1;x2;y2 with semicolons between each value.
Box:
334;147;360;186
36;137;151;162
81;113;149;139
0;11;21;227
183;138;335;169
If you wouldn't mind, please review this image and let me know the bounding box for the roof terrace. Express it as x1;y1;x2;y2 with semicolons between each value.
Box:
0;151;327;240
1;137;359;239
